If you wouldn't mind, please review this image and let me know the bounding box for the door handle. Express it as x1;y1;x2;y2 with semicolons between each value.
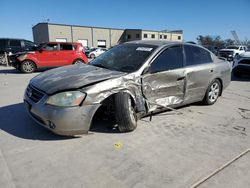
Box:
177;76;185;81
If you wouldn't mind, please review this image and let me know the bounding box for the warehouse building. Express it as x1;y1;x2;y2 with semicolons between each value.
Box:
33;23;183;48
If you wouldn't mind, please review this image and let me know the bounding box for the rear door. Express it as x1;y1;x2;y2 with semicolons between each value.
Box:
184;44;215;101
142;45;186;109
59;43;75;65
36;43;60;67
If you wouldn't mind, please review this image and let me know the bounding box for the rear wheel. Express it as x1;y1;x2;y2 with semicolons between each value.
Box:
20;60;36;73
90;54;95;59
202;79;221;105
115;92;137;132
73;59;84;65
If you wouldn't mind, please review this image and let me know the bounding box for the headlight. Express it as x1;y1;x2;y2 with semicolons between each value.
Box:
46;91;86;107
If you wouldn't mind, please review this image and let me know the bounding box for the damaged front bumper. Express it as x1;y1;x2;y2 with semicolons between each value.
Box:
24;86;101;136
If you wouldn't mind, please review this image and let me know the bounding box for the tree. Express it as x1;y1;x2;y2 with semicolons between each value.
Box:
196;35;224;47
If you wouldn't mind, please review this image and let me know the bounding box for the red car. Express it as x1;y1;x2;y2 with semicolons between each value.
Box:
13;42;88;73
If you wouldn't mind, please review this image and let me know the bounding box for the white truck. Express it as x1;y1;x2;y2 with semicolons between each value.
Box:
218;45;247;61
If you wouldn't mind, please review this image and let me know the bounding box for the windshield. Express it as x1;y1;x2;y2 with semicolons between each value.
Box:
89;43;157;73
226;46;239;50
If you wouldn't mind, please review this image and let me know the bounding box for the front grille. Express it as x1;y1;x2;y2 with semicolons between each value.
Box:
219;51;234;58
239;59;250;65
26;85;45;103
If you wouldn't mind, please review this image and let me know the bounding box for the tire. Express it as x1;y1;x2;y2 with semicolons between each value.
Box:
90;54;95;59
73;59;84;65
20;60;36;73
115;92;137;132
202;79;221;105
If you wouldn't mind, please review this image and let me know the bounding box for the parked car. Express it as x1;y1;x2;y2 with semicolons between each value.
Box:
85;48;97;58
88;48;107;59
218;45;247;61
24;41;231;136
233;51;250;77
12;42;88;73
0;38;36;64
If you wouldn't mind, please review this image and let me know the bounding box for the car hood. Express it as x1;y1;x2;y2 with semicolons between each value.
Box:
239;52;250;58
30;64;126;94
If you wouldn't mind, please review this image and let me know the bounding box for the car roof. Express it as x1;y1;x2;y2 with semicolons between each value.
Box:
126;40;188;47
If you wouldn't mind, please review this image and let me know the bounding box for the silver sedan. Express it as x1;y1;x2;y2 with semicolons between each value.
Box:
24;41;231;135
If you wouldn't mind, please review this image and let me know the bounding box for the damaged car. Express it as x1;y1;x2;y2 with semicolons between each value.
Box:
24;41;231;136
233;51;250;77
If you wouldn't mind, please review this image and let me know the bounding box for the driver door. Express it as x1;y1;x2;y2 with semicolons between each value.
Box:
142;45;186;109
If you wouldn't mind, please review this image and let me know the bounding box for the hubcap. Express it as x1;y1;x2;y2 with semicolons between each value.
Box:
23;61;34;72
208;82;219;103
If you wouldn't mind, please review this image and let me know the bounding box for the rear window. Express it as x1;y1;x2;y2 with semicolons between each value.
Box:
185;45;212;66
60;44;73;50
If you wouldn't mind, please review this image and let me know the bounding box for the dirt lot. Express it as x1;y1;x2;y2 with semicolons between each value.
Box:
0;66;250;188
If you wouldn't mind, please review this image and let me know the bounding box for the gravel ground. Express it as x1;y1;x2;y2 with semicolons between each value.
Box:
0;66;250;188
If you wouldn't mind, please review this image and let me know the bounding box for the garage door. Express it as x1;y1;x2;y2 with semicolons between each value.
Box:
97;40;106;48
77;39;88;47
56;38;67;42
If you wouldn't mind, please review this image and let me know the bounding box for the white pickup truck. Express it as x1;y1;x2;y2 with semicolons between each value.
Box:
218;45;247;61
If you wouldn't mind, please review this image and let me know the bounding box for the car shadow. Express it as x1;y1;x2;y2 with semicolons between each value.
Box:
0;103;76;140
90;117;121;134
0;68;21;74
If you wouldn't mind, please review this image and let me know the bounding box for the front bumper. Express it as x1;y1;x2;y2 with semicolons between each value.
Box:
24;86;101;136
233;64;250;75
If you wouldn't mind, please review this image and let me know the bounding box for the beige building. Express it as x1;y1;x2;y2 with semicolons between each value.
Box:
33;23;183;48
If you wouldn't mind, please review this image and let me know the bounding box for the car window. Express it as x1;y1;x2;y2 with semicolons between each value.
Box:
149;45;184;73
60;44;73;50
184;45;212;66
44;44;58;51
10;40;21;47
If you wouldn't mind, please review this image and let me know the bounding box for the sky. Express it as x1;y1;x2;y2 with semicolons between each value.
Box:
0;0;250;42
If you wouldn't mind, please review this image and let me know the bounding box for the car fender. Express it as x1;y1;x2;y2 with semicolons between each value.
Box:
82;75;146;113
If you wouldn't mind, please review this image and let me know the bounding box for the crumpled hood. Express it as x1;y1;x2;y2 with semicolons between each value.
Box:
30;64;125;94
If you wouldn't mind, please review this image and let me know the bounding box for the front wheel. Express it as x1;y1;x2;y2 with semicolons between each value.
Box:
202;79;221;105
115;92;137;132
20;60;36;73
